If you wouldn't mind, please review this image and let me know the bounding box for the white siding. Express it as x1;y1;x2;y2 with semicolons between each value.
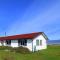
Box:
0;41;2;46
11;40;18;47
27;39;32;51
0;40;6;46
33;35;47;51
3;40;6;46
11;39;33;51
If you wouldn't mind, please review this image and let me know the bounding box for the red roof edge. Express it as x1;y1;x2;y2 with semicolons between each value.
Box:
0;32;43;40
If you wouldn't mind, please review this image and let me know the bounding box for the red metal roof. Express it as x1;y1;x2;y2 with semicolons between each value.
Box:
0;32;43;40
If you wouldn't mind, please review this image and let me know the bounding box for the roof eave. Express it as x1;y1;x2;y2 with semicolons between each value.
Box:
41;32;49;40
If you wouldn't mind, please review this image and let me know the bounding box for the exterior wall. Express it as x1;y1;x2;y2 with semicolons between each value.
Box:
11;39;33;51
0;39;33;51
0;40;6;46
0;41;2;46
3;40;6;46
26;39;32;51
0;40;18;47
33;35;47;51
11;40;18;47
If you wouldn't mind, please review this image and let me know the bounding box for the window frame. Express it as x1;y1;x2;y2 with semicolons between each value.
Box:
40;40;42;46
18;39;27;46
36;40;39;46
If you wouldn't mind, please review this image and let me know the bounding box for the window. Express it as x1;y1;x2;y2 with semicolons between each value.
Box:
40;40;42;45
18;39;27;46
36;40;39;46
6;40;11;45
24;40;27;46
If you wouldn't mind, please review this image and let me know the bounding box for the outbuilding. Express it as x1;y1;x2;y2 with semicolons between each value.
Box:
0;32;48;52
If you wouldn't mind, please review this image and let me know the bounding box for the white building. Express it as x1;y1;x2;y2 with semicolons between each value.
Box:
0;32;48;52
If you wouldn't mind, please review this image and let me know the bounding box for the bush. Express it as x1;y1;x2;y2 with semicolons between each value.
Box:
0;46;30;54
12;46;30;54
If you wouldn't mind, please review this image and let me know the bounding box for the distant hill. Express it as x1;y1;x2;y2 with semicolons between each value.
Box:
47;40;60;45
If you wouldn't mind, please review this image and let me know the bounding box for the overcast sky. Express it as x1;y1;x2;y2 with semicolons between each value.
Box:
0;0;60;40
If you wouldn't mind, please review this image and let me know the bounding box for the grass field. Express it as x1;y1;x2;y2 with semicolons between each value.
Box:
0;45;60;60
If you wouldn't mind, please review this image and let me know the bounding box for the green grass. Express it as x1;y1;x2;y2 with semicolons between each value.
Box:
0;45;60;60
